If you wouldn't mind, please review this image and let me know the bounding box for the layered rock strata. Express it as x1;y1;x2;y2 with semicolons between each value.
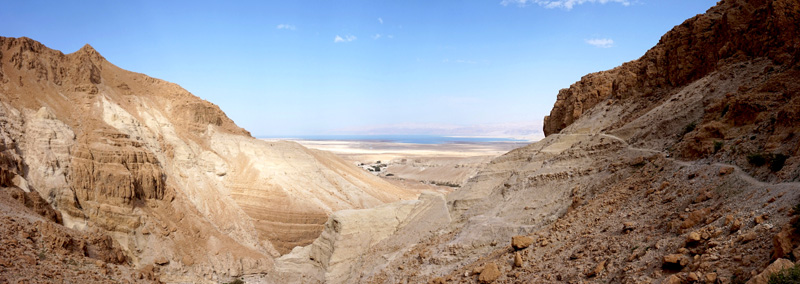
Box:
0;36;416;282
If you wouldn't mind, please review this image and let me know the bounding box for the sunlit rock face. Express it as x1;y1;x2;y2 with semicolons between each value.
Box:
0;36;416;282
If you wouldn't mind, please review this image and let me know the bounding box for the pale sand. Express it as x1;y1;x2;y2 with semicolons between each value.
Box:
263;139;530;163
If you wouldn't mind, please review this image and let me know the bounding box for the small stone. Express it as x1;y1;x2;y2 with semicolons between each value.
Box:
755;214;767;224
719;166;734;176
724;215;734;226
686;232;702;244
473;266;484;275
663;254;689;269
705;272;717;283
730;218;742;232
154;256;169;265
511;235;534;250
514;252;523;268
586;259;606;278
540;239;549;247
622;222;636;233
688;272;700;282
478;263;501;283
664;274;682;284
739;231;757;243
428;277;446;284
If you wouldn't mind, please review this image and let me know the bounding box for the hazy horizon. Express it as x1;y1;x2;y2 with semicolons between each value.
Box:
1;0;716;136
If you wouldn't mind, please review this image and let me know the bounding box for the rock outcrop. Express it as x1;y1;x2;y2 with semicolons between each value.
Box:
271;192;451;283
544;0;800;137
2;0;798;282
268;0;799;283
0;184;157;283
0;36;416;282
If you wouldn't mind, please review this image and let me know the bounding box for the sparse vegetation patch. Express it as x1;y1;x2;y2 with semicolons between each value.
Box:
748;153;767;166
714;141;723;153
768;263;800;284
683;122;697;136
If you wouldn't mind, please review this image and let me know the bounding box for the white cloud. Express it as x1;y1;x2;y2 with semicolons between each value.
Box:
585;38;614;48
378;17;383;24
373;34;382;39
501;0;630;10
334;35;357;43
276;24;296;30
387;35;394;39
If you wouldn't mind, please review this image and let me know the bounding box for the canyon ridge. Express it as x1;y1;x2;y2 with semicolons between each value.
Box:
1;0;799;283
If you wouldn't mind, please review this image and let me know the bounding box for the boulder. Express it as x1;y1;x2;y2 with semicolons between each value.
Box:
478;263;500;283
511;235;534;250
773;226;795;259
746;258;794;284
514;252;523;268
663;254;689;270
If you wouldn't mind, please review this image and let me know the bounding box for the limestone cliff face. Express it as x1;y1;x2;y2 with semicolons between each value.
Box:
544;0;800;136
0;36;415;282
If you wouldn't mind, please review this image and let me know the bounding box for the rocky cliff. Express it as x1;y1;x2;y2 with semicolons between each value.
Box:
0;36;416;283
544;0;799;137
273;0;800;283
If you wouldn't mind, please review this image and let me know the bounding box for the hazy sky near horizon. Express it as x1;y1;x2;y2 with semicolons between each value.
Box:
1;0;716;136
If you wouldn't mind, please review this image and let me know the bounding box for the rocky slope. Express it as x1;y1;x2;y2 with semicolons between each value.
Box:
271;0;800;283
0;36;416;282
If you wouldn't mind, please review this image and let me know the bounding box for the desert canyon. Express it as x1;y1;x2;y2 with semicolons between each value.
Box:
1;0;800;283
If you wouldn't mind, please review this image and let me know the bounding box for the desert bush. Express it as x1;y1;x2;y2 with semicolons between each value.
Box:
683;122;697;135
768;263;800;284
748;153;767;166
714;141;723;153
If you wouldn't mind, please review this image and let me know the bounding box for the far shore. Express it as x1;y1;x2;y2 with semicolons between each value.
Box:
262;137;532;193
261;138;531;162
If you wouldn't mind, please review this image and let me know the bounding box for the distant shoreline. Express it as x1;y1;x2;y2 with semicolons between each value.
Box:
258;134;537;145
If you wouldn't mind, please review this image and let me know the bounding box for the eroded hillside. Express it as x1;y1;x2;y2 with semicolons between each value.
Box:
0;36;416;283
270;0;800;283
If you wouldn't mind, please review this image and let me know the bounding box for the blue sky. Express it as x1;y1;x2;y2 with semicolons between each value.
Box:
1;0;716;136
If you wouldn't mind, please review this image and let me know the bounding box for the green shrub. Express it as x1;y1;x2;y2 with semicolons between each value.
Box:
748;153;767;166
714;141;723;153
683;122;697;135
771;154;789;172
768;263;800;284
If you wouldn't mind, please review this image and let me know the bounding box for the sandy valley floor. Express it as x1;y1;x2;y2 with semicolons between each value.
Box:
263;139;531;192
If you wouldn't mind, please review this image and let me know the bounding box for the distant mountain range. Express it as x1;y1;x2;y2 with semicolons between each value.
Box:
331;121;545;141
